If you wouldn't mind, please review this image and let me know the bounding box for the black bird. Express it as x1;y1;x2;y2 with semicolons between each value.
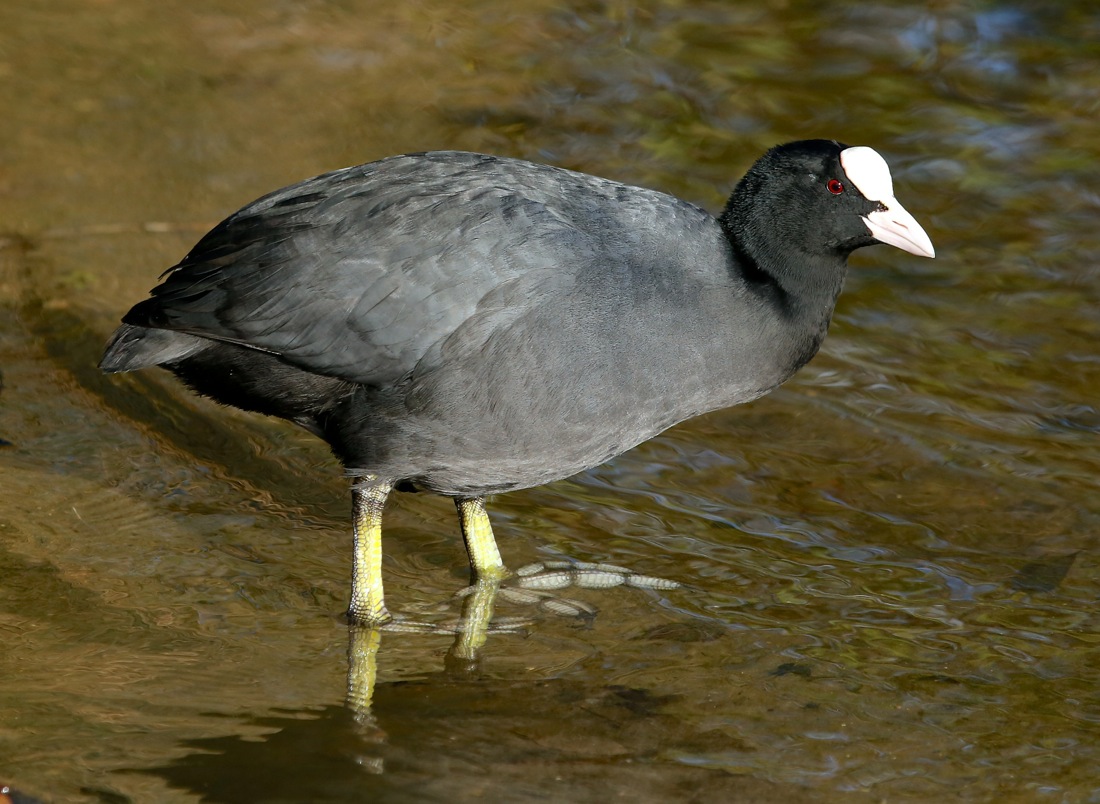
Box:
101;140;934;624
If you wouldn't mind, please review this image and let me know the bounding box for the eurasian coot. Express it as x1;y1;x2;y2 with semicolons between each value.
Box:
101;140;934;624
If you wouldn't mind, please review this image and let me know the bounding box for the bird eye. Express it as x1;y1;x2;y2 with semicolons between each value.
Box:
827;179;845;195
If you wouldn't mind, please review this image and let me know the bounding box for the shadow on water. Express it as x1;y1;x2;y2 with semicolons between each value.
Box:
21;284;348;523
135;690;766;804
136;640;801;804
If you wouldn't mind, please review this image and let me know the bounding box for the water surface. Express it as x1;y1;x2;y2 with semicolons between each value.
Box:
2;0;1099;801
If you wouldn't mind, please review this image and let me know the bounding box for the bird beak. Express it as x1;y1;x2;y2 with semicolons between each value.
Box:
863;198;935;258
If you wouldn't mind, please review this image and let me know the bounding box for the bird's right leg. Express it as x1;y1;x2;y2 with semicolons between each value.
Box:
348;476;395;625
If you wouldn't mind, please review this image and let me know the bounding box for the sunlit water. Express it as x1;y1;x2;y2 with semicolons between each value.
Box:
2;1;1099;801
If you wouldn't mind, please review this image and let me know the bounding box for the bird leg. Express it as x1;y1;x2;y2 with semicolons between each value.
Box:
455;496;508;580
349;476;395;625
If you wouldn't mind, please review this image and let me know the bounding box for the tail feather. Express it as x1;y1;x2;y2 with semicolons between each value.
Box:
99;324;209;373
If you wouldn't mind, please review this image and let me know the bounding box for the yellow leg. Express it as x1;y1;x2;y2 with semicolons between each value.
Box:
449;578;502;664
349;477;394;625
346;625;383;715
455;497;508;580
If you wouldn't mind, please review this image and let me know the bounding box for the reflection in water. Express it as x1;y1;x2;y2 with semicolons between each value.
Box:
347;564;682;717
341;566;686;786
343;582;508;726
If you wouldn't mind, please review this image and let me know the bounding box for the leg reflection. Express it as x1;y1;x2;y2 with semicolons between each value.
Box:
344;562;680;718
447;577;503;668
346;625;384;721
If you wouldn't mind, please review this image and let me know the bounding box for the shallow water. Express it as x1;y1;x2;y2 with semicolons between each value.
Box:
2;0;1100;801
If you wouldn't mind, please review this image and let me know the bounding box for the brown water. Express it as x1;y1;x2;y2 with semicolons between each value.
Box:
2;1;1099;801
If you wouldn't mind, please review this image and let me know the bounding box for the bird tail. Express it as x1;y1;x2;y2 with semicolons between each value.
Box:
99;324;208;373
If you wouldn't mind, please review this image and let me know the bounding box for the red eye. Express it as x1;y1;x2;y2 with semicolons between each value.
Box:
827;179;845;195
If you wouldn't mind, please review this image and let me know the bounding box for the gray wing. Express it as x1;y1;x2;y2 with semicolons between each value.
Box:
122;152;602;385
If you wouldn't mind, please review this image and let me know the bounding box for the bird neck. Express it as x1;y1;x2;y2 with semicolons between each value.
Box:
719;211;849;332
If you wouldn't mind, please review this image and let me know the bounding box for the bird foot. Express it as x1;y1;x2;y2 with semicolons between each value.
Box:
451;560;681;620
346;604;394;628
514;560;681;591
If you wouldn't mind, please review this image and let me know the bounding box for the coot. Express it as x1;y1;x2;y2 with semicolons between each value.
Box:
101;140;934;624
